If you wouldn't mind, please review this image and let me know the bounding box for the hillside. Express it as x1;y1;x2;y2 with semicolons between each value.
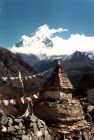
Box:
0;47;44;115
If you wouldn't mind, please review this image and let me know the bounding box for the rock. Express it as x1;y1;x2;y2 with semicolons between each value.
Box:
8;126;15;132
14;125;20;130
30;122;33;127
38;137;43;140
32;135;38;140
19;122;24;129
18;129;23;134
45;134;52;140
1;115;8;125
36;130;43;137
32;123;38;134
39;119;46;127
43;124;48;130
22;134;32;140
30;131;34;137
1;126;7;132
37;120;44;128
40;127;45;134
8;119;13;126
14;118;22;123
0;113;53;140
8;116;13;123
30;114;37;123
22;130;26;135
26;128;31;134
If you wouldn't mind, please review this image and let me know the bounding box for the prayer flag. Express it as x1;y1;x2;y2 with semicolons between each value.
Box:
21;97;25;104
13;99;16;105
26;97;32;102
33;94;38;99
10;99;16;105
3;100;9;106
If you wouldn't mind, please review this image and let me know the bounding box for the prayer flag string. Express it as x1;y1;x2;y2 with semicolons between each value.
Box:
0;94;38;106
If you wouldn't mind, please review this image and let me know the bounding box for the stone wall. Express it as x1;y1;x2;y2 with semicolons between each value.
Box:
34;99;84;122
0;113;53;140
43;91;72;100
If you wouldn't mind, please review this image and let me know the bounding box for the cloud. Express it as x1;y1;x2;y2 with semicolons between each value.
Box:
52;34;94;54
10;25;94;56
35;25;68;39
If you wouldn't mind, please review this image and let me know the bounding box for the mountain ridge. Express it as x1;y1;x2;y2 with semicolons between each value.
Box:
0;47;44;99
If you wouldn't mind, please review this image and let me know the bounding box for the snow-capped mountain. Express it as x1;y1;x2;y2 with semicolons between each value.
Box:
12;50;94;86
15;51;94;69
9;28;94;87
31;51;94;86
10;24;94;65
15;35;53;48
50;51;94;61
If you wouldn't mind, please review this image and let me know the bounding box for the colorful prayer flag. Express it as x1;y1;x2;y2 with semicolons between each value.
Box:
10;99;16;105
3;100;9;106
33;94;38;99
0;95;38;106
21;97;25;104
26;97;32;102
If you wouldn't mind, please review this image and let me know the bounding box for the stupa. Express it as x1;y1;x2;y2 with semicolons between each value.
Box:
34;62;91;139
40;60;73;101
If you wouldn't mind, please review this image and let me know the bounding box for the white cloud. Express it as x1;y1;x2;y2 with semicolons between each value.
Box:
35;25;68;39
52;34;94;54
10;25;94;56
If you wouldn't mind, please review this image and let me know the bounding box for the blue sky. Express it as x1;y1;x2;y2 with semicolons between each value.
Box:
0;0;94;48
